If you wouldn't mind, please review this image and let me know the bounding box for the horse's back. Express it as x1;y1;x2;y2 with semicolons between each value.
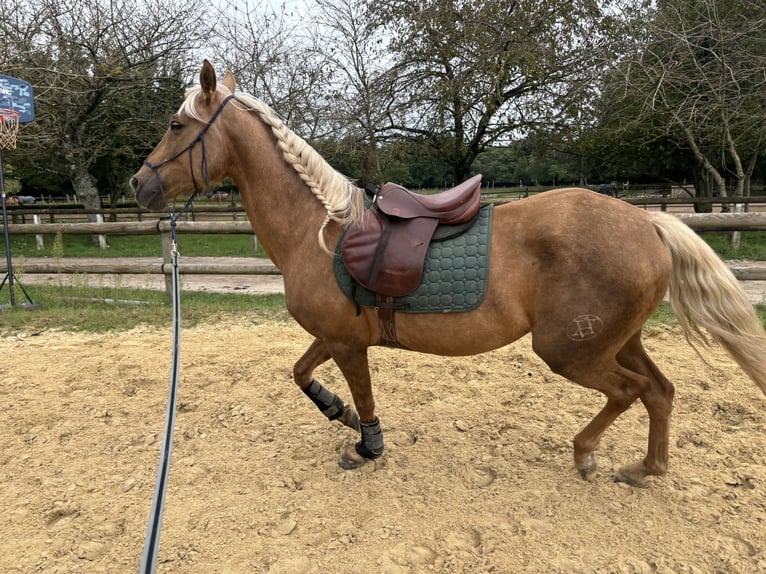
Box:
490;188;671;338
496;188;666;270
390;188;671;355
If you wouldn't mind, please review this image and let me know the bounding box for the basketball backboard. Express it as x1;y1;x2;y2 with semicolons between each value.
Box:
0;74;35;123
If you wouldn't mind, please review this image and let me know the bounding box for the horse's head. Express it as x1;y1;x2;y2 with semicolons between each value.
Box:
130;60;236;211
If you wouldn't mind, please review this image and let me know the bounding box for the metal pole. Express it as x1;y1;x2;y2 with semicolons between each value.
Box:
0;148;16;306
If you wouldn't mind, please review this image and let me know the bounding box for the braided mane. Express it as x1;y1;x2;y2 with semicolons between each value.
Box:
180;85;364;252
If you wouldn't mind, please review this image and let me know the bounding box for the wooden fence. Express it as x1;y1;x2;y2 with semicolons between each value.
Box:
0;220;272;295
1;213;766;297
5;193;766;222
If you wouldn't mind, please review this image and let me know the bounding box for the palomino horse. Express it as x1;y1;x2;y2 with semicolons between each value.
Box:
131;61;766;486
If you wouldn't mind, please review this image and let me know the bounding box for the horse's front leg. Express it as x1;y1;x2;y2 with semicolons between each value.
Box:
324;343;384;470
294;338;360;431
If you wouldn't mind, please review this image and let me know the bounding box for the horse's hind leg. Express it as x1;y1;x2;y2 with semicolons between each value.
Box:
535;332;674;485
612;336;675;485
571;393;636;481
294;338;360;431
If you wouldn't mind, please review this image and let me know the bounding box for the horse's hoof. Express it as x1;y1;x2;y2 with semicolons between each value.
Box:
578;466;598;482
338;445;368;470
613;466;650;488
575;452;598;481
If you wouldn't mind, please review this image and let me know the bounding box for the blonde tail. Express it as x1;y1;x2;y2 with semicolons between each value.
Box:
651;212;766;394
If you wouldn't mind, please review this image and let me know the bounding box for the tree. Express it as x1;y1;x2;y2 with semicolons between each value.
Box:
211;0;333;139
0;0;208;214
364;0;618;183
311;0;399;185
601;0;766;207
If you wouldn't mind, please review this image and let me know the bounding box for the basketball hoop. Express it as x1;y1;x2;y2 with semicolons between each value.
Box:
0;74;39;309
0;108;20;150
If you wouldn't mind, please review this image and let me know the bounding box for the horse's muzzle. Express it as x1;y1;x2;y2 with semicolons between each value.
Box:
130;173;168;211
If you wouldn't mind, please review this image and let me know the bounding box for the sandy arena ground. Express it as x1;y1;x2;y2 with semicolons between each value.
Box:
1;315;765;573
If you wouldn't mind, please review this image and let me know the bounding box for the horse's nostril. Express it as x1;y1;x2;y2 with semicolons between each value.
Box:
129;176;138;192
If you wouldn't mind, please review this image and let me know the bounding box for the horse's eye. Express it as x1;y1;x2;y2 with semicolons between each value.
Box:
170;120;184;133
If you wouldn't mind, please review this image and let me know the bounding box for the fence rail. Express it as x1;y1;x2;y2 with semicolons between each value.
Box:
1;213;766;297
674;212;766;231
5;193;766;221
3;212;766;237
1;220;254;235
624;195;766;209
2;258;280;276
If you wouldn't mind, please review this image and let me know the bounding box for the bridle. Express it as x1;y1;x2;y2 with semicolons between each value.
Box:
143;93;236;212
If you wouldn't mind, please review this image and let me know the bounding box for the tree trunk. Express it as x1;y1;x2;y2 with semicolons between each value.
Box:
692;164;712;214
683;125;727;213
359;139;382;187
71;164;107;246
724;125;746;248
743;153;758;207
71;165;102;219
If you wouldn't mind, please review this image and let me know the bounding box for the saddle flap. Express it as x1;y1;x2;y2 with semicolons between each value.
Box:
341;208;439;297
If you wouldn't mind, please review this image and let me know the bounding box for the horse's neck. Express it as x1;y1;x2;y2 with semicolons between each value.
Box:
233;153;332;270
227;110;358;271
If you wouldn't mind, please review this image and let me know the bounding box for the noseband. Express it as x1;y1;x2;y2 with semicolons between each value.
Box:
143;94;236;209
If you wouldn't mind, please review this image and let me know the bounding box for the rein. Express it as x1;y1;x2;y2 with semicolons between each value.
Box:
139;95;234;574
139;215;181;574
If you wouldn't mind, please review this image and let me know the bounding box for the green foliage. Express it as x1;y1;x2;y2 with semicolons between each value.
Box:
0;0;205;204
1;0;764;211
581;0;766;193
367;0;616;182
472;140;583;187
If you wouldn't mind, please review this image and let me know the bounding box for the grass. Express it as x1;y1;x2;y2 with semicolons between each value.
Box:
0;284;290;335
647;301;766;330
1;283;763;336
697;231;766;260
3;233;267;258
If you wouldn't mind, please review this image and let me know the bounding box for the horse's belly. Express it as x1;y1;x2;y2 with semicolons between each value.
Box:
394;302;531;356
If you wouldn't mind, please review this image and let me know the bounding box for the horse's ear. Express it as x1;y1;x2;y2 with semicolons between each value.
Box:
222;70;236;93
200;60;217;103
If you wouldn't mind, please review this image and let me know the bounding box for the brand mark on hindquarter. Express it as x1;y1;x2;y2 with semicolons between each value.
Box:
566;314;603;341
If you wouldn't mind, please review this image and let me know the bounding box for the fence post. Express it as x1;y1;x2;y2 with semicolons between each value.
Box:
160;226;173;299
94;213;108;248
33;214;44;250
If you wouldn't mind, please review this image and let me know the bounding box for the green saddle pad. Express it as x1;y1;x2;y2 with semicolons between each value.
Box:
334;204;493;313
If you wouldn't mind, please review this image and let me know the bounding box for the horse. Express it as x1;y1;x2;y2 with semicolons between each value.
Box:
130;61;766;486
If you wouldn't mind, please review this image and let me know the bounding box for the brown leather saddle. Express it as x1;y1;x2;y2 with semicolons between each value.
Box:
341;174;483;297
